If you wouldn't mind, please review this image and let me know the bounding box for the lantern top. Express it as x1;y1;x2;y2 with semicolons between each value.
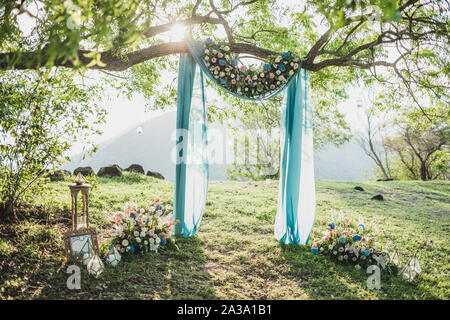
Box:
74;172;88;185
69;172;91;190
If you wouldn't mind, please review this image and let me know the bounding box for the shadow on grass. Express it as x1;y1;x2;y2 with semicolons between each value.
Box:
279;243;440;300
35;235;217;300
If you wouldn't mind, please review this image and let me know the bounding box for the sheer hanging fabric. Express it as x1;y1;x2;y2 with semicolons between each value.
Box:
174;41;315;244
174;53;209;237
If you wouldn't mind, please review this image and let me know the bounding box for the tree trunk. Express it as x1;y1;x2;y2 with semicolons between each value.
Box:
0;202;14;221
420;162;428;181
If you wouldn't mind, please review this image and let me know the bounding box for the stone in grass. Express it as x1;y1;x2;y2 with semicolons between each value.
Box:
125;164;145;175
354;186;365;191
97;164;123;177
146;170;165;180
74;166;95;176
371;194;384;201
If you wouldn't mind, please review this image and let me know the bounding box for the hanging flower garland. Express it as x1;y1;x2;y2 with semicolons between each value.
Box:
201;39;301;99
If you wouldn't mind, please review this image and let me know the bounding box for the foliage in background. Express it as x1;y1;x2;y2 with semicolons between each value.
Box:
384;105;449;181
0;69;106;219
2;0;448;153
361;100;449;181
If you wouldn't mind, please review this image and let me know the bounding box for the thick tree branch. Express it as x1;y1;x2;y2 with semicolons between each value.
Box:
0;42;277;72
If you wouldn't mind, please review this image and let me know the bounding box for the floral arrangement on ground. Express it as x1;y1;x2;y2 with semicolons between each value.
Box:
310;216;398;274
201;39;301;98
106;198;179;256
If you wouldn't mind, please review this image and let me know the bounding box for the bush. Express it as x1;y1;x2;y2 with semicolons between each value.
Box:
0;69;106;220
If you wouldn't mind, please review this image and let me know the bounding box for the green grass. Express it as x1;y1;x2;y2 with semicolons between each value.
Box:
0;173;449;299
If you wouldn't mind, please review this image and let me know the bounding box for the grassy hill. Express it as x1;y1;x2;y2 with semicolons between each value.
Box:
0;174;449;299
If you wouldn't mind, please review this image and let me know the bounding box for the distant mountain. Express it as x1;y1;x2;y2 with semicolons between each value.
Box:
314;139;374;180
65;111;228;181
64;111;375;181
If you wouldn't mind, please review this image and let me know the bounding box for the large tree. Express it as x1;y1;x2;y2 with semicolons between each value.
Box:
1;1;448;90
1;0;448;175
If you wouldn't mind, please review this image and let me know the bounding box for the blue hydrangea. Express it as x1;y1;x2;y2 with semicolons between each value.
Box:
311;247;319;255
352;235;362;242
263;63;272;71
129;212;136;218
156;204;162;211
357;223;365;231
278;64;286;72
220;78;227;84
129;245;135;253
231;59;238;66
327;222;335;229
363;249;370;256
161;238;167;245
282;51;291;59
219;59;226;66
339;236;346;244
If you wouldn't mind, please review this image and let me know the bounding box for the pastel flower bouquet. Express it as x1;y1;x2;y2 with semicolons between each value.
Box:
311;217;397;273
201;38;300;98
107;199;178;255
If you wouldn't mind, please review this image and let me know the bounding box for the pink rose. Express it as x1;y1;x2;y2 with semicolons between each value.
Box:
293;63;298;69
240;66;246;72
344;255;348;260
225;67;230;72
338;247;344;252
248;79;252;84
269;73;275;79
120;248;125;253
270;84;275;89
134;231;139;237
211;57;217;63
217;53;223;58
231;79;236;84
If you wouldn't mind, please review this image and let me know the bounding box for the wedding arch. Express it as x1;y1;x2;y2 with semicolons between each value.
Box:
173;40;315;245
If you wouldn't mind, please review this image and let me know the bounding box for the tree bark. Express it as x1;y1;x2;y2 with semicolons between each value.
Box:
420;162;428;181
0;202;14;221
0;42;278;72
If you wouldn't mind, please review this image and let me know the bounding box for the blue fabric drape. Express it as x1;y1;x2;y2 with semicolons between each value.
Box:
274;69;316;244
175;41;315;244
174;53;209;237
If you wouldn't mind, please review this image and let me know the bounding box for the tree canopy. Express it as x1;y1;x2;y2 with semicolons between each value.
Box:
1;0;448;150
